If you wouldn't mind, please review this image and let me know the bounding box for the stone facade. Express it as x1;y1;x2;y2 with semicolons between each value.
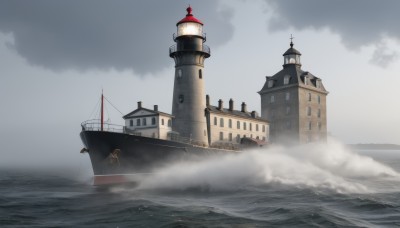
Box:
259;42;328;144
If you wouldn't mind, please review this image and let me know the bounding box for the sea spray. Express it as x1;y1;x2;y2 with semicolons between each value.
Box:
138;140;400;193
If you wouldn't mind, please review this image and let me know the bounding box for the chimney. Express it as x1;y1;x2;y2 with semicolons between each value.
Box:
218;99;223;110
137;101;142;109
206;94;210;107
241;102;247;112
154;105;158;111
229;99;234;111
251;111;257;118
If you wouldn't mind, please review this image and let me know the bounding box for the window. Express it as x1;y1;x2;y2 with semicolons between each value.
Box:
179;94;184;103
256;136;259;140
168;119;172;127
307;107;311;116
262;125;265;132
268;80;274;88
243;122;247;130
286;121;291;129
308;93;312;101
308;121;312;130
214;117;217;125
318;122;322;131
229;133;232;141
304;77;308;85
316;80;321;88
219;132;223;140
285;92;290;101
237;121;240;129
250;123;252;131
152;117;156;125
137;119;141;126
130;119;133;126
263;137;266;141
236;134;240;143
199;69;202;79
318;95;321;104
286;106;291;115
318;109;321;118
229;119;232;128
284;75;290;85
220;118;224;127
143;118;147;126
270;95;275;103
271;110;275;119
161;119;164;125
256;124;259;131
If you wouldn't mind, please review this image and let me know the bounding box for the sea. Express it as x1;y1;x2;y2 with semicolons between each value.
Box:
1;141;400;227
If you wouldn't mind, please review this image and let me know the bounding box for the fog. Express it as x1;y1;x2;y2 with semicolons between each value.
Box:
138;140;400;194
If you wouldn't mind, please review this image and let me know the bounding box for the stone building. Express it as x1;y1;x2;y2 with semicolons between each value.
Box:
259;41;328;144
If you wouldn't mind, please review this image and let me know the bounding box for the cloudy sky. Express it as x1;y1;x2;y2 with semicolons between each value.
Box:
1;0;400;168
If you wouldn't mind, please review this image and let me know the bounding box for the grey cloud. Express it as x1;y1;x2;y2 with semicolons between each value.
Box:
0;0;234;75
264;0;400;67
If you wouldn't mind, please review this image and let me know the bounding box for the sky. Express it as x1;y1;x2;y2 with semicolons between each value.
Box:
1;0;400;168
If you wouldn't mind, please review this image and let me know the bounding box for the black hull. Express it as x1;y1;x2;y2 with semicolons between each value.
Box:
80;131;236;184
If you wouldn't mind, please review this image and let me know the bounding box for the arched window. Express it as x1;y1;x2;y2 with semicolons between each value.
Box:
199;69;202;79
152;117;156;125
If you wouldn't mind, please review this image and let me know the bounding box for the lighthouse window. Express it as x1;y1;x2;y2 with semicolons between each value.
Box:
152;117;156;125
199;69;202;79
214;117;217;125
130;119;133;126
137;119;141;126
179;94;184;103
143;118;147;126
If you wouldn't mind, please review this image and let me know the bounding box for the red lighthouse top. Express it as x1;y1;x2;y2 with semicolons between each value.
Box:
177;6;203;25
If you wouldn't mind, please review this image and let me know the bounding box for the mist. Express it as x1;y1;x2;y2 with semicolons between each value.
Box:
137;139;399;194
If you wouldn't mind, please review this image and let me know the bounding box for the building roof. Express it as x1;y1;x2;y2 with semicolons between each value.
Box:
259;64;328;94
177;6;203;25
283;47;301;56
206;105;268;123
123;107;173;119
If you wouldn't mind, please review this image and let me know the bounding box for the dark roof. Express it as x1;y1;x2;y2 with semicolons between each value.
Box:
283;47;301;56
259;64;327;94
123;107;173;119
206;105;268;122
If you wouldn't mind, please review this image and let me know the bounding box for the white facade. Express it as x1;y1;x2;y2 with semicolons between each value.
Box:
123;104;173;140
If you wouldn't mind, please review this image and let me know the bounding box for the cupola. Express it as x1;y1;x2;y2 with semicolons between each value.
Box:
283;36;301;67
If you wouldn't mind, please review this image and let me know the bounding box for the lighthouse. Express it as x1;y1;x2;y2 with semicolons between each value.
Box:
169;6;210;145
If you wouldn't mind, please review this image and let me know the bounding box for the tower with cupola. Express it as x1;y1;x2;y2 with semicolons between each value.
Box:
259;38;328;144
169;6;210;145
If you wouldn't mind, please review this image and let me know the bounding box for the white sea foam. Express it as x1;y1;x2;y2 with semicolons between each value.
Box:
138;139;400;194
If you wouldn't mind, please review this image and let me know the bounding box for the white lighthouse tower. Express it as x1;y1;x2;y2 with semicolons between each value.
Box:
169;6;210;145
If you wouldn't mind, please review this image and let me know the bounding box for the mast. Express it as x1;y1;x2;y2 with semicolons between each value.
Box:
101;90;104;131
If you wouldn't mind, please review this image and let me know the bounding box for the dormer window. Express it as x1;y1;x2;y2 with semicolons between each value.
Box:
304;76;308;85
268;80;274;88
284;75;290;85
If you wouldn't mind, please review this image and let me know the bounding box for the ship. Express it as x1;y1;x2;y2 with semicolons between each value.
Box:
80;6;269;185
